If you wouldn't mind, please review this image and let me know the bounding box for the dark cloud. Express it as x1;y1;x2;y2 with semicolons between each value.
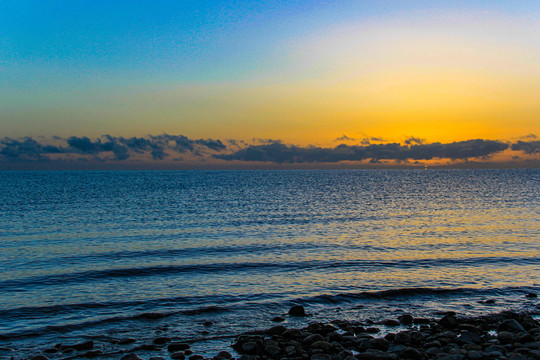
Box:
0;137;64;161
1;134;226;163
335;134;355;142
216;139;509;163
511;140;540;154
404;136;425;145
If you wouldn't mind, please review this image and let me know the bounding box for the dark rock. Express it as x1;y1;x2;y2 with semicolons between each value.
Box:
439;314;458;329
382;319;400;327
366;327;380;333
61;340;94;351
153;336;171;344
217;351;232;359
265;325;287;335
264;344;280;356
168;343;191;352
170;351;186;360
400;347;423;360
149;357;167;360
467;350;482;360
289;305;306;316
121;354;142;360
394;331;411;345
242;342;258;353
118;338;137;345
311;340;333;353
356;349;397;360
185;349;193;356
369;337;390;351
457;332;482;345
398;314;414;325
303;333;324;344
272;316;285;322
282;328;303;338
30;356;50;360
203;320;213;326
499;319;526;333
311;354;331;360
408;331;425;345
190;355;204;360
82;350;103;358
43;348;58;353
526;293;538;298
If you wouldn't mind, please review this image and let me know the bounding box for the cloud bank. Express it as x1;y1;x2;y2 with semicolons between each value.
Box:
0;134;537;169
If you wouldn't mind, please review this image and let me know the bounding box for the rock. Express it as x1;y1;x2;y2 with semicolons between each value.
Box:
398;314;414;325
203;321;213;326
303;333;324;344
526;293;538;298
61;340;94;351
121;354;142;360
118;338;137;345
168;343;191;352
400;347;423;360
457;332;482;345
366;327;380;333
356;349;397;360
382;319;400;327
30;356;50;360
265;325;287;335
498;331;515;344
242;341;258;353
394;332;411;345
170;351;186;360
265;345;280;356
439;314;458;329
189;355;204;360
311;340;333;353
369;337;390;351
499;319;527;333
311;354;331;360
272;316;285;322
217;351;232;359
43;348;58;353
467;350;483;360
149;357;167;360
153;336;171;344
185;349;193;356
289;305;306;316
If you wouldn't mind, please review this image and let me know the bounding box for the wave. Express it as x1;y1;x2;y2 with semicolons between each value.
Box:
1;256;538;291
1;285;537;341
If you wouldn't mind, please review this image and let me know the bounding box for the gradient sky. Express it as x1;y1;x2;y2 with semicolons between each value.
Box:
1;1;539;164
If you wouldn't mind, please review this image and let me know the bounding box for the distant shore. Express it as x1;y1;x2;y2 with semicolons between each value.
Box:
9;303;540;360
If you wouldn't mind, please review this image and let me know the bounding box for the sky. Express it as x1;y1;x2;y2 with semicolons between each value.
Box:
0;0;539;168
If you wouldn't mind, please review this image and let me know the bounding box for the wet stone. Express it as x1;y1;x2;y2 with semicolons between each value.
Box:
467;350;483;360
242;341;258;353
121;354;142;360
171;351;186;360
289;305;306;316
400;347;423;360
265;325;287;335
153;336;171;344
30;356;50;360
217;350;232;359
311;354;331;360
190;355;204;360
272;316;285;322
168;343;191;352
398;314;414;325
369;337;390;351
61;340;94;351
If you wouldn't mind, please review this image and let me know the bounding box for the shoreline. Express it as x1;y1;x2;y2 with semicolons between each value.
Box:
6;305;540;360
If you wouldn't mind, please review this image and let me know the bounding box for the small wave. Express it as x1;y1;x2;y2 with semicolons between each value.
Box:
1;256;538;291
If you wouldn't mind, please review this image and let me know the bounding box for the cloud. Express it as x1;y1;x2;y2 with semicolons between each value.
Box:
215;139;509;163
0;137;64;161
404;136;425;145
335;134;355;142
0;134;227;163
511;140;540;154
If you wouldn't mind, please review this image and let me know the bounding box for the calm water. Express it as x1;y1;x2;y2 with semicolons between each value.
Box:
0;169;539;358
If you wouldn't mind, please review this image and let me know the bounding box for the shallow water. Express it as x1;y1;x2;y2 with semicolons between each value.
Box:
0;169;539;358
